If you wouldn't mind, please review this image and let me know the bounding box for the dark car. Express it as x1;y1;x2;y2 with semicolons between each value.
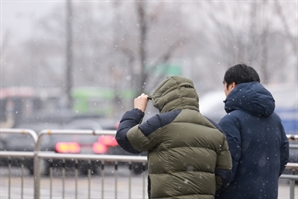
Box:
44;117;147;175
2;111;145;175
40;118;104;176
0;126;44;174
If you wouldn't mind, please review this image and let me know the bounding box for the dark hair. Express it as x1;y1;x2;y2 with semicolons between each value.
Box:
223;64;260;87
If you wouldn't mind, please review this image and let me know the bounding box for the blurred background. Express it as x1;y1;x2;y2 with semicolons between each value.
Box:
0;0;297;128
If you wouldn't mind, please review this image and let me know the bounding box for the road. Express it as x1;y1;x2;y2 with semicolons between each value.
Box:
0;167;297;199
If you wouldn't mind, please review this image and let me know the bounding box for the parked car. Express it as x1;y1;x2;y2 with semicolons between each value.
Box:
1;110;145;175
0;123;53;174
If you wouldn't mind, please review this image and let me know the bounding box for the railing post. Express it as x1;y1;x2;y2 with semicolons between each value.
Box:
34;147;40;199
34;133;44;199
289;179;294;199
290;168;296;199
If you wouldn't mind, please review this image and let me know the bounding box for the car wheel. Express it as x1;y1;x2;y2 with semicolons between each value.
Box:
132;163;145;175
79;165;98;176
41;160;51;176
28;159;50;176
27;165;34;175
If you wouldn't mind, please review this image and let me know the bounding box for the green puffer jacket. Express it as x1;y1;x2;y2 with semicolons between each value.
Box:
117;76;232;199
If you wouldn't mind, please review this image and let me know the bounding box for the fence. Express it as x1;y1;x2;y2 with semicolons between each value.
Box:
0;128;298;199
280;162;298;199
0;128;148;199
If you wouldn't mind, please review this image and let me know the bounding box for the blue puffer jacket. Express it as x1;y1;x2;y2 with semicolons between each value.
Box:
216;82;289;199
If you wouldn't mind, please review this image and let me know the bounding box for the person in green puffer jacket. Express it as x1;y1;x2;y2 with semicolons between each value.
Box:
116;76;232;199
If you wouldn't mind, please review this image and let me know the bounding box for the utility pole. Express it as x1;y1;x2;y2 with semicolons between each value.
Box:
136;1;147;95
65;0;73;109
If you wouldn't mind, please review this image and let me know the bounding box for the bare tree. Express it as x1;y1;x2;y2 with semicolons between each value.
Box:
273;0;297;82
0;30;11;58
65;0;74;109
196;1;295;85
259;0;269;84
112;1;189;94
274;0;296;53
2;1;295;118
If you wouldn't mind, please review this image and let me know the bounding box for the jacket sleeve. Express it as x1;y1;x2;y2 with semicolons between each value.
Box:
218;115;242;182
205;117;232;194
115;108;144;154
126;110;181;152
215;136;232;195
279;124;289;176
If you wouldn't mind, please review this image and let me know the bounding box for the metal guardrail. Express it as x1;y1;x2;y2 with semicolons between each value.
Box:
34;129;122;199
283;162;298;199
0;128;148;199
0;128;38;142
0;128;298;199
0;129;37;199
37;153;147;199
0;153;147;199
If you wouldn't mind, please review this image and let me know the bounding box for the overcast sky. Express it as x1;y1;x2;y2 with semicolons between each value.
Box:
1;1;59;42
2;1;296;42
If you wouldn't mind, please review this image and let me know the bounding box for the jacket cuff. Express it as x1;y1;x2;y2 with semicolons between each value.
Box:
132;108;145;115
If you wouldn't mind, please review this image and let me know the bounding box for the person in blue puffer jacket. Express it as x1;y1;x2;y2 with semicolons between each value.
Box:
216;64;289;199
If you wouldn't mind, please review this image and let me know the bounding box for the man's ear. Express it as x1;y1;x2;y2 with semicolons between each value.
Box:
228;82;236;91
231;82;236;89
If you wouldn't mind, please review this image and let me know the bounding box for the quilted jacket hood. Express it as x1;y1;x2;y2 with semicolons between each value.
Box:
149;76;199;113
224;82;275;117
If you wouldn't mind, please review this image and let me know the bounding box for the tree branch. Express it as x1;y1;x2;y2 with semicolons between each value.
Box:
274;1;296;53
